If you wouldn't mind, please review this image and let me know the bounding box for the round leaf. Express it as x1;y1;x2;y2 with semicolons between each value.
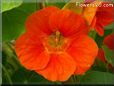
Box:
2;0;23;12
80;71;114;84
3;3;39;41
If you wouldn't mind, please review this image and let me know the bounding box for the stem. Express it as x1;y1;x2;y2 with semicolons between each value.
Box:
62;1;70;10
62;0;77;10
39;0;46;9
3;42;19;62
106;63;109;72
2;64;13;85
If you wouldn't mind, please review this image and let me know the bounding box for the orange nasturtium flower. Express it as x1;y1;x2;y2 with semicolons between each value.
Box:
15;6;98;81
83;2;113;36
98;33;114;64
91;2;114;36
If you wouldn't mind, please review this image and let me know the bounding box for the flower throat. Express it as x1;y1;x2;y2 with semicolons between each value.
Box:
48;31;64;48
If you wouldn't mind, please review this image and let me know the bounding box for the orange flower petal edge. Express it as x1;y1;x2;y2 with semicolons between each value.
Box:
36;52;76;81
25;6;60;35
67;35;98;75
15;32;50;70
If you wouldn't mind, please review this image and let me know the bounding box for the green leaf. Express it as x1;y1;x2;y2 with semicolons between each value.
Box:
11;67;61;84
88;30;96;39
62;0;84;14
2;42;20;71
2;64;13;85
3;2;39;41
102;45;113;64
2;0;23;12
112;54;114;66
11;68;29;84
27;72;55;84
0;65;2;85
104;23;114;30
46;2;66;8
63;3;83;14
80;71;114;84
0;77;1;85
92;58;107;72
95;29;112;47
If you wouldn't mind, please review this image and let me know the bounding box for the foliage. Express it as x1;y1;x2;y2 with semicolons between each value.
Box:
2;0;23;12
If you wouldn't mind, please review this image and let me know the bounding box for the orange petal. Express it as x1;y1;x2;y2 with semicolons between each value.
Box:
15;32;50;70
49;9;88;37
36;52;76;81
96;2;114;26
94;2;113;36
95;24;104;36
90;16;97;28
103;33;114;50
25;6;60;35
67;35;98;74
82;1;100;25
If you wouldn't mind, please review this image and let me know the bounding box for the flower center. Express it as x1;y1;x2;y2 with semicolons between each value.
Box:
43;31;69;53
48;31;63;47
